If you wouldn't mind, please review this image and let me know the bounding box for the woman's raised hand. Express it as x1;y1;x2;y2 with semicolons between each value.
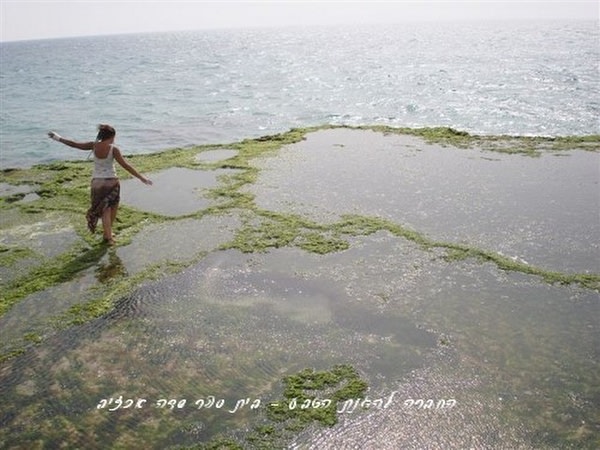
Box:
48;131;62;141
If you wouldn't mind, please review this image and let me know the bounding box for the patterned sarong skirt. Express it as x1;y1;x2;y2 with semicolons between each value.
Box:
86;178;120;233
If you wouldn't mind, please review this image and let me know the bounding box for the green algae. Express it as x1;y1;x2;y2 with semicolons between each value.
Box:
62;256;202;326
222;209;599;290
221;210;329;254
295;231;350;254
22;332;43;344
0;348;25;363
0;145;223;321
0;126;600;320
0;245;36;267
440;243;600;289
1;125;598;363
0;243;107;317
184;364;368;450
266;364;368;427
357;124;600;156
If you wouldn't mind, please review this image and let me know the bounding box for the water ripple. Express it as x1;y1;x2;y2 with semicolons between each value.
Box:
1;21;598;168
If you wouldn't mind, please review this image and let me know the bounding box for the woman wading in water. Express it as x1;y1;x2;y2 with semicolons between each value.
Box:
48;124;152;245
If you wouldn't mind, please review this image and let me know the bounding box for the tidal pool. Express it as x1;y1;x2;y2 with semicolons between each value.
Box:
1;127;598;449
291;237;599;448
247;128;599;273
121;167;239;216
1;234;597;448
0;213;242;358
0;245;440;449
114;213;242;274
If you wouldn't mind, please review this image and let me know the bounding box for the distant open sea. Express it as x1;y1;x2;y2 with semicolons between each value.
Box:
1;20;598;168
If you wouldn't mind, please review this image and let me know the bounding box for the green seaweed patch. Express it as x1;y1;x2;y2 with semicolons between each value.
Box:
224;216;298;253
223;209;354;255
10;160;93;192
223;210;317;253
335;214;432;248
0;348;25;363
440;244;600;290
217;128;309;167
334;214;599;290
201;365;368;448
123;145;227;174
266;364;368;428
221;210;599;290
206;173;257;210
0;243;110;317
236;128;310;152
207;128;311;174
548;134;600;148
354;125;600;156
23;332;42;344
204;129;317;209
62;257;197;326
360;125;476;148
295;232;349;254
0;245;36;267
244;424;278;447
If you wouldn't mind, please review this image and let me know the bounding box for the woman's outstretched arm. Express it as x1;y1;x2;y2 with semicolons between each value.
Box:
113;147;153;185
48;131;94;150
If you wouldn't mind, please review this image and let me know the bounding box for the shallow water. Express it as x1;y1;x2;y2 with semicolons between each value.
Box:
0;210;83;286
2;234;597;448
1;129;598;449
114;214;242;274
0;245;440;448
121;167;239;216
0;213;241;358
248;128;600;273
293;251;600;448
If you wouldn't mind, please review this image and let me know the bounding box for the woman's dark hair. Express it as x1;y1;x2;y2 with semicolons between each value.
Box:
96;124;116;141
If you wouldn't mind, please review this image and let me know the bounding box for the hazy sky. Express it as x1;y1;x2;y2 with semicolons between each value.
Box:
1;1;598;42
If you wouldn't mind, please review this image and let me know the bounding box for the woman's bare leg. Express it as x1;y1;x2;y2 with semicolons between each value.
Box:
102;207;114;244
111;203;118;225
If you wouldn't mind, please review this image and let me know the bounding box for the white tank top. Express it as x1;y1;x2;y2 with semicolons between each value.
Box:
92;144;117;179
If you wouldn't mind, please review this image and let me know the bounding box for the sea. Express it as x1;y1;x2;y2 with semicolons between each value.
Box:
0;20;598;169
